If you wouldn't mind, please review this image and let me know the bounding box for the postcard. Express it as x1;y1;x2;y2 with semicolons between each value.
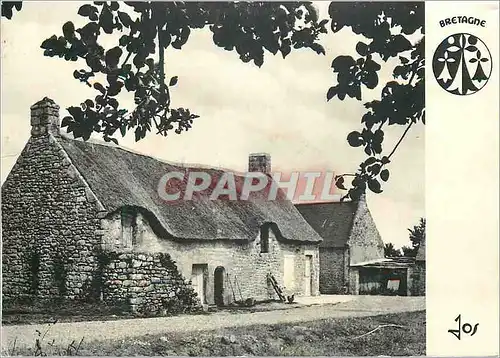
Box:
1;1;498;356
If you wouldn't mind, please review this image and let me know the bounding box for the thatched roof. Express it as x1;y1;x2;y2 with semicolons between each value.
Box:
416;235;426;261
59;136;322;243
295;201;359;248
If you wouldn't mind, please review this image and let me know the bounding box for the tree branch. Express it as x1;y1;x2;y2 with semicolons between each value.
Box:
387;121;413;159
336;173;356;178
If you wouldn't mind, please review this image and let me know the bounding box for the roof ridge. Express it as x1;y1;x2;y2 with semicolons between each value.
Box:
60;135;246;175
294;199;352;206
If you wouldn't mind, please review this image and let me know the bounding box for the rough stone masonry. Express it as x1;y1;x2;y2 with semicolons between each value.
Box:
1;98;200;314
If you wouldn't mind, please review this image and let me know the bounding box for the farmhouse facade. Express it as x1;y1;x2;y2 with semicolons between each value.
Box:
1;98;323;313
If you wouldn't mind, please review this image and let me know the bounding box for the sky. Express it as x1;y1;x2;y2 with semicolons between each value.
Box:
0;1;425;249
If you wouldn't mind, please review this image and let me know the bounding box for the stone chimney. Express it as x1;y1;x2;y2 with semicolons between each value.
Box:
30;97;60;137
248;153;271;174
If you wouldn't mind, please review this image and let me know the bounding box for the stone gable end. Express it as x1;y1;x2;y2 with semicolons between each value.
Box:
348;197;385;265
1;132;106;300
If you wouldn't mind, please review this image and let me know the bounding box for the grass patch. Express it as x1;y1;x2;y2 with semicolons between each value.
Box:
2;298;134;325
12;310;426;356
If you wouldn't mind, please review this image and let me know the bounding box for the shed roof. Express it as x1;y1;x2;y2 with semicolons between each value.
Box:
294;201;359;248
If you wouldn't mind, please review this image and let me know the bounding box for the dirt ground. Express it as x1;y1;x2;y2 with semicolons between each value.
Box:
1;295;424;352
6;310;426;356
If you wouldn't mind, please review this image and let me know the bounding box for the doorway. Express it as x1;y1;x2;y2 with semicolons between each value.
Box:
191;264;208;304
214;266;226;306
304;255;313;296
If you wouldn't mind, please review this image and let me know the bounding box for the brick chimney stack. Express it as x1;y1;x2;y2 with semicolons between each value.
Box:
30;97;60;137
248;153;271;174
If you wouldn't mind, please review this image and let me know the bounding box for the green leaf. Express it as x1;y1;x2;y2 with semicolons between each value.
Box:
335;176;346;190
365;157;377;166
368;178;382;193
381;156;391;165
109;1;119;11
93;82;106;94
347;131;363;147
391;34;413;53
331;55;355;72
169;76;178;86
84;99;94;109
364;58;381;72
78;4;94;17
355;41;368;56
61;116;73;127
310;43;325;55
361;71;378;89
105;47;123;69
280;39;291;58
380;169;390;182
119;35;129;46
108;98;119;109
118;11;132;28
370;164;381;176
62;21;75;39
326;86;337;101
99;6;114;34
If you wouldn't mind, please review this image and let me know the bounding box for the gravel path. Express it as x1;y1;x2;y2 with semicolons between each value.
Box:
1;296;425;350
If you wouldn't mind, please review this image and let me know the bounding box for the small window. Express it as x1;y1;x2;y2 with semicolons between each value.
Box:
121;207;136;248
260;224;270;253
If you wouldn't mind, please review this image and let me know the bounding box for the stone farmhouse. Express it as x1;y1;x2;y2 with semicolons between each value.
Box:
1;98;323;314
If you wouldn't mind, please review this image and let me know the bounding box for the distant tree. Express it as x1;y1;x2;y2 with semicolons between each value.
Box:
408;217;425;252
384;243;401;258
401;245;415;257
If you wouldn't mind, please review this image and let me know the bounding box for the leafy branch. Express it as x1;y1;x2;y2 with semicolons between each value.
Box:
1;1;22;19
39;1;328;144
327;2;425;201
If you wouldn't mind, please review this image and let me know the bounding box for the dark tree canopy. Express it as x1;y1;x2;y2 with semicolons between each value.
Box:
384;243;402;258
401;245;414;257
2;1;425;202
408;217;425;249
39;2;327;145
1;1;22;19
398;217;426;257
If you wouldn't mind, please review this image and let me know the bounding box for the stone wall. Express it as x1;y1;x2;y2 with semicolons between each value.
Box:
409;261;426;296
101;210;320;305
102;252;201;314
348;268;360;295
348;197;385;265
319;248;347;294
1;132;105;300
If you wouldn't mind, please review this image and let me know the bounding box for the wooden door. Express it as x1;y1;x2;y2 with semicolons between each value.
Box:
191;264;206;303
